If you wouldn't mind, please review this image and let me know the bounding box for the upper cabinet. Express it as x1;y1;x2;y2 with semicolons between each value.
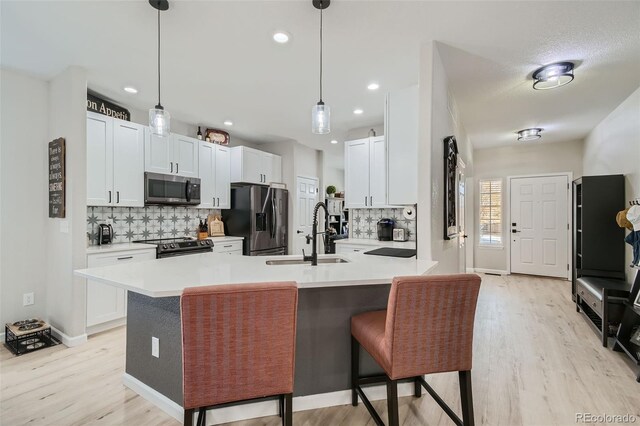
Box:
144;131;199;178
87;112;144;207
198;142;231;209
386;85;419;205
230;146;282;185
344;136;386;208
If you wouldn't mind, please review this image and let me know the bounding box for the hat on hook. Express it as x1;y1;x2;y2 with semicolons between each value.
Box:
616;208;634;231
627;205;640;232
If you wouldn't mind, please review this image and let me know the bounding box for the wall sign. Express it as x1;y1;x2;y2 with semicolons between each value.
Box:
87;93;130;121
444;135;458;239
49;138;66;218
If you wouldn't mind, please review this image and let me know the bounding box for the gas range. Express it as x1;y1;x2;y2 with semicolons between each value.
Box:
133;237;213;259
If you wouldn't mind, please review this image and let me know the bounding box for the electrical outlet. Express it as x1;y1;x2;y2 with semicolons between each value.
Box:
151;337;159;358
23;293;34;306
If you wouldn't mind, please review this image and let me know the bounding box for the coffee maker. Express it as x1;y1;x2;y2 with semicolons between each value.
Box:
97;223;113;245
377;218;395;241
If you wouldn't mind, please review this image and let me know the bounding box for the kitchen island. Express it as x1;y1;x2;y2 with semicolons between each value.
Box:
75;252;437;423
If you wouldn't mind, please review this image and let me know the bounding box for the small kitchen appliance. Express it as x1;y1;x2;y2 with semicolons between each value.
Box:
377;218;395;241
393;228;409;242
97;223;113;245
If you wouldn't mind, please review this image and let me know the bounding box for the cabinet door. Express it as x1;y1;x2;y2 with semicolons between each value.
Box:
214;145;231;208
86;112;113;206
113;119;145;207
344;138;370;208
198;142;215;208
271;154;282;183
144;129;172;174
369;136;387;207
173;135;199;178
86;250;155;328
261;152;274;184
241;147;263;184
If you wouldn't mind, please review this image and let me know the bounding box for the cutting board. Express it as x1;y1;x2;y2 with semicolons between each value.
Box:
363;248;417;258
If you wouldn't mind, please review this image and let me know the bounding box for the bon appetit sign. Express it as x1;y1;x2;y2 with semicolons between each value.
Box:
49;138;65;218
87;93;130;121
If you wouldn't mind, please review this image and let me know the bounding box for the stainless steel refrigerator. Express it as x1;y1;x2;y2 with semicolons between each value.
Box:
222;185;288;256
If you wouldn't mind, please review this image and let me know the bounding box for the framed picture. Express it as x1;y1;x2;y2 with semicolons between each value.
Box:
443;136;458;239
205;128;230;145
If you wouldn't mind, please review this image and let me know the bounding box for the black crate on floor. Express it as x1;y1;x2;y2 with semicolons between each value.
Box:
4;319;60;356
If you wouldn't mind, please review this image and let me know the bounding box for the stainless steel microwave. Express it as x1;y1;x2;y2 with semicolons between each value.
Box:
144;172;201;205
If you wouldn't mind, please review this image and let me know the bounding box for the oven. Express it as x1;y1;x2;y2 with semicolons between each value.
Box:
145;172;201;206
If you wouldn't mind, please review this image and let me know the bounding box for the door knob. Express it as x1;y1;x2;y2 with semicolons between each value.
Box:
297;230;305;234
512;229;521;233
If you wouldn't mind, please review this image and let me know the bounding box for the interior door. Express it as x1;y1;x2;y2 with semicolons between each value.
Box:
294;176;319;255
144;129;172;174
345;138;370;208
214;145;231;208
112;119;144;207
86;112;113;206
510;175;569;278
173;135;199;178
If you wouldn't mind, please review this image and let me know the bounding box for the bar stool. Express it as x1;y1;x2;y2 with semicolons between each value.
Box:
351;274;481;426
181;282;298;426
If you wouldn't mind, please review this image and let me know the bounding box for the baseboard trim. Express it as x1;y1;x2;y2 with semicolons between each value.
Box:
123;373;420;424
50;326;87;347
466;268;475;274
474;268;508;276
0;332;4;341
86;318;127;336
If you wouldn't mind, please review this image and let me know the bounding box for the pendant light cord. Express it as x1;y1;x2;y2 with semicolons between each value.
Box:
319;3;323;103
157;8;161;107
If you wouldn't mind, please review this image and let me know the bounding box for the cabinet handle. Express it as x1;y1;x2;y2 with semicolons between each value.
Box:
365;196;367;206
117;191;120;204
108;190;112;203
176;163;179;173
370;196;373;205
170;162;173;173
117;256;133;261
223;245;233;248
217;197;220;206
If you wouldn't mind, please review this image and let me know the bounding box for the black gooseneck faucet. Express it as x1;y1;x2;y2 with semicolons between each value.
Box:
303;202;329;266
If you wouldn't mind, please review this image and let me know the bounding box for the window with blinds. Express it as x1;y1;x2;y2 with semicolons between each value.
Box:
479;179;502;245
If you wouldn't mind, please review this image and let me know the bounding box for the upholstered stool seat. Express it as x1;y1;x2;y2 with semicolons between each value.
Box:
351;274;481;426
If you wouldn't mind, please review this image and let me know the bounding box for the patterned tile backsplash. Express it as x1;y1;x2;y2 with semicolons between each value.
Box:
349;207;417;241
87;206;220;245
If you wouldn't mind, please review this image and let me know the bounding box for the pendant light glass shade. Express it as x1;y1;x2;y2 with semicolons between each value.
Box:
149;106;170;137
312;102;330;134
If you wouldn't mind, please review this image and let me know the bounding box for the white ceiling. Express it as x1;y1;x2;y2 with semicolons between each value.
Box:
2;1;639;154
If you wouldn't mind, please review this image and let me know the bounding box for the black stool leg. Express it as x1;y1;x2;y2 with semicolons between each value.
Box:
386;378;399;426
184;408;194;426
459;371;475;426
196;408;206;426
602;289;609;347
414;376;422;397
351;336;360;407
284;393;293;426
279;394;284;418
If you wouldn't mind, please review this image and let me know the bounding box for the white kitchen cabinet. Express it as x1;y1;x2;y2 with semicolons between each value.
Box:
211;239;243;255
386;85;419;205
86;248;155;331
198;142;231;209
87;112;144;207
335;243;369;255
230;146;282;185
144;130;199;178
344;136;386;208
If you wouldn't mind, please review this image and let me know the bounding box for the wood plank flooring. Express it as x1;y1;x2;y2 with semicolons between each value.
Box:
1;274;639;425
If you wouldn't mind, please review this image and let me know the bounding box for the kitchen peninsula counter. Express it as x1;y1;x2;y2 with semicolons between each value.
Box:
74;254;437;423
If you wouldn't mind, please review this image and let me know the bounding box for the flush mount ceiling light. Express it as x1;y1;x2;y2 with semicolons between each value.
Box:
367;83;379;91
330;139;338;144
517;128;543;141
311;0;331;134
148;0;171;137
124;86;138;94
273;31;290;44
353;108;363;115
223;120;233;126
532;62;574;90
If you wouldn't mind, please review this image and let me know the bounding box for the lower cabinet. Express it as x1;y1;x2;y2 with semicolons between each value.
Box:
211;239;243;255
86;249;156;331
335;243;370;255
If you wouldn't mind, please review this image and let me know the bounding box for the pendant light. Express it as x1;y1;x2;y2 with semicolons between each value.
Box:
149;0;171;137
311;0;330;134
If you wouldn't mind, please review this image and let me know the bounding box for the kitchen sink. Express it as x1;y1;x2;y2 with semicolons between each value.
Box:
266;257;350;266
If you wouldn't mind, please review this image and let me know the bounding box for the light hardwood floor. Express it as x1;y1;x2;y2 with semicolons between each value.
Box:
1;274;639;425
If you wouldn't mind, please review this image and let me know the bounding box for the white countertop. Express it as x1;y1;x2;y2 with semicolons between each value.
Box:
334;238;416;249
74;252;437;298
86;242;157;254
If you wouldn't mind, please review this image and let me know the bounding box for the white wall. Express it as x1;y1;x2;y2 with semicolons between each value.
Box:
0;69;49;327
583;86;640;283
473;139;584;272
46;66;88;340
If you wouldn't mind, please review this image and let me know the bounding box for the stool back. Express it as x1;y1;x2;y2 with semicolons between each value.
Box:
181;282;298;410
385;274;481;378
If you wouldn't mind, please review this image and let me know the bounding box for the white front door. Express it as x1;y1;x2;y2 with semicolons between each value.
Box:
510;175;569;278
294;176;319;255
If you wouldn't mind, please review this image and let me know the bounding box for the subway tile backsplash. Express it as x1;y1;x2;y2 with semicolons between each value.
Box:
349;207;417;241
87;206;220;245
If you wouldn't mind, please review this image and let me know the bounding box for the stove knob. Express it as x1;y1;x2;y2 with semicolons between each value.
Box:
206;240;213;245
162;245;168;249
170;243;176;248
199;241;205;246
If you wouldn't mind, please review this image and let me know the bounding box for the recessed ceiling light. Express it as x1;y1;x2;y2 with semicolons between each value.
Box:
223;120;233;126
517;128;543;141
273;31;290;44
532;62;574;90
367;83;379;91
353;109;364;115
123;87;138;94
330;139;338;144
